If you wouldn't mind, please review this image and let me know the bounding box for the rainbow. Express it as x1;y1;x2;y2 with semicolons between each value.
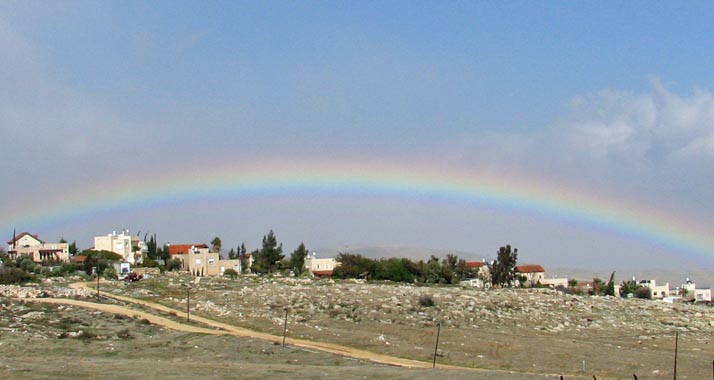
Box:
3;156;713;260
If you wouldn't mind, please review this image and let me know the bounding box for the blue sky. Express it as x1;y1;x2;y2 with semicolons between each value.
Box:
2;1;714;270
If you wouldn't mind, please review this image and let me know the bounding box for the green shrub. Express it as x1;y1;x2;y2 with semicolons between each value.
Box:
58;263;78;275
223;268;238;280
0;267;36;284
166;258;183;272
142;258;159;268
103;266;117;280
19;258;39;273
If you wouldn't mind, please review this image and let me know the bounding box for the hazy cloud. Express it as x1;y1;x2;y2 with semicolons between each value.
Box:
562;80;714;167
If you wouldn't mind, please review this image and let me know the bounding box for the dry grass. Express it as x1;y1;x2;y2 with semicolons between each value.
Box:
0;299;560;380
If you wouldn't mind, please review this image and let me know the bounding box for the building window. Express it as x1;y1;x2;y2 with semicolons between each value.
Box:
195;259;201;265
208;259;215;265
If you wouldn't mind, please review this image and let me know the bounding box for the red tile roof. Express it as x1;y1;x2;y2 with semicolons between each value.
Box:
71;255;87;264
465;261;484;268
167;244;208;256
311;270;333;277
7;232;44;245
515;264;545;273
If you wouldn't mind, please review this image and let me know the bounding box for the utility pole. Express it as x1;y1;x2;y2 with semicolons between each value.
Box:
432;323;441;369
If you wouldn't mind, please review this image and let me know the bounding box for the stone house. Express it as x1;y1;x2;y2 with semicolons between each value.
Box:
168;243;242;277
7;232;69;264
168;244;218;276
515;264;545;286
218;259;242;276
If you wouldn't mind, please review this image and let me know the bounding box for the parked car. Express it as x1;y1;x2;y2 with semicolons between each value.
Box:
124;272;142;282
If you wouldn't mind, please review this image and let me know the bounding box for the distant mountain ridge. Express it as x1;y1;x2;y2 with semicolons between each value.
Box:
313;244;487;262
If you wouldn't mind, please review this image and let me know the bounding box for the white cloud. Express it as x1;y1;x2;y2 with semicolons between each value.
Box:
435;80;714;219
463;80;713;167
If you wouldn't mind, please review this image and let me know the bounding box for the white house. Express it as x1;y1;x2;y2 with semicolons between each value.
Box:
94;230;147;265
680;278;711;302
304;252;338;277
638;279;670;299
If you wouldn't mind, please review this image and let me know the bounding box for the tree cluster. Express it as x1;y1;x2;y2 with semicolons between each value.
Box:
79;249;123;275
332;253;477;284
491;245;518;287
251;230;284;274
619;279;651;299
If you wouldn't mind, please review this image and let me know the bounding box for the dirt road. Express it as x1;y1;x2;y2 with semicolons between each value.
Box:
59;282;446;369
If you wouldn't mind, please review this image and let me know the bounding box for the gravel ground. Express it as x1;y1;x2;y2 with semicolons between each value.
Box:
4;275;714;379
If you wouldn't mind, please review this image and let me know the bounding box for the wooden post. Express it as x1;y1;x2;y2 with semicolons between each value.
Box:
186;287;190;323
432;323;441;369
673;331;678;380
282;308;289;346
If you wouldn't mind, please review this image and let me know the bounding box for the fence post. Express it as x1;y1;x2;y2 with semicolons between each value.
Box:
432;322;441;369
186;286;190;322
282;308;289;347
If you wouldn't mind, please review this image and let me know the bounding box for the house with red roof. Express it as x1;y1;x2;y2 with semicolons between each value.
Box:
465;261;484;269
515;264;546;287
460;260;492;288
167;244;209;256
7;232;69;264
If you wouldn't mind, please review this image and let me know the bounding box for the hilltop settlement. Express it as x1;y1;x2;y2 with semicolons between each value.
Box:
2;229;711;303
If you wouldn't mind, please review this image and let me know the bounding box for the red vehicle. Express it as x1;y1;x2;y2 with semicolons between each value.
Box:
124;272;142;282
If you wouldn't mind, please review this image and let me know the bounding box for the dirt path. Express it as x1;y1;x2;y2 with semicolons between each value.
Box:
17;297;224;336
62;282;443;369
